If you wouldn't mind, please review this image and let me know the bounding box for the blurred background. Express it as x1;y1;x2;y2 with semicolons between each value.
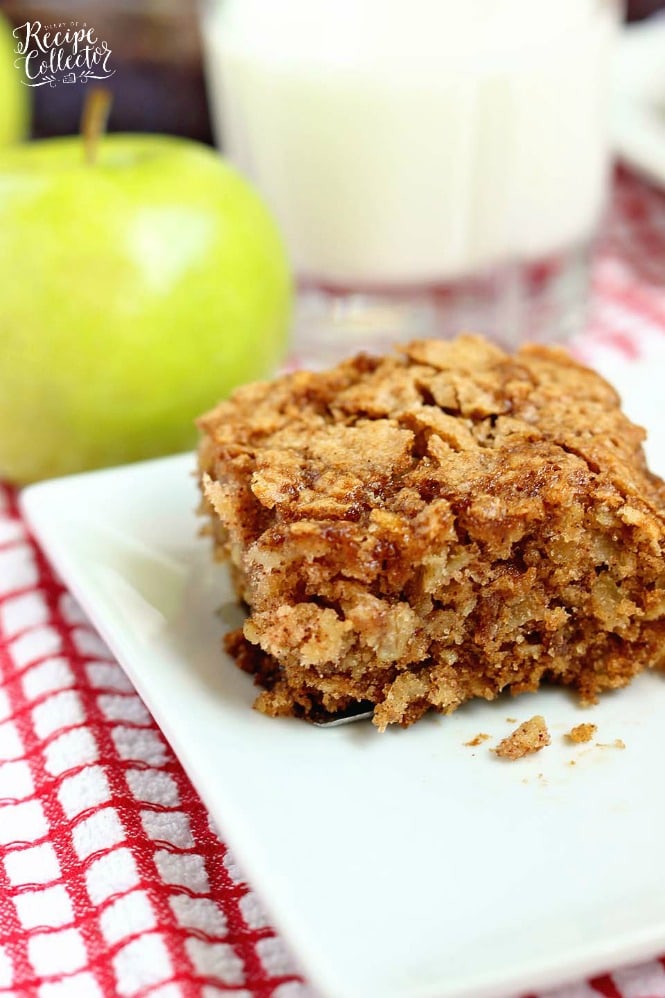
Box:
1;0;665;484
0;0;662;145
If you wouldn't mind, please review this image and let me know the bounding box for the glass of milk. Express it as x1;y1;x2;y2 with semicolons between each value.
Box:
201;0;622;366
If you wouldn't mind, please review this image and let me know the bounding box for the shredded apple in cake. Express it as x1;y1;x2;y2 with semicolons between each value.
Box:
197;335;665;730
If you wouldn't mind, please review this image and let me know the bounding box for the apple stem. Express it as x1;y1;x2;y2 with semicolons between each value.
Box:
80;88;113;166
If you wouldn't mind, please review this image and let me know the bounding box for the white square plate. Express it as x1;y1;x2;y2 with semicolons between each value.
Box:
21;366;665;998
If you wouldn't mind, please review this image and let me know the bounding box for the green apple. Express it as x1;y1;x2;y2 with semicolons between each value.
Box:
0;134;292;482
0;13;27;145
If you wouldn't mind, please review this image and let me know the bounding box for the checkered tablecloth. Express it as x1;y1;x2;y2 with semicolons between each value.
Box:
1;168;665;998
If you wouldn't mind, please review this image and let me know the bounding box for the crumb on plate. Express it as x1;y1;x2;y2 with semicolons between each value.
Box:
567;722;597;744
494;715;550;760
464;732;491;747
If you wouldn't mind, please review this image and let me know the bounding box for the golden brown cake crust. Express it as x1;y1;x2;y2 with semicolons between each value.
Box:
197;335;665;730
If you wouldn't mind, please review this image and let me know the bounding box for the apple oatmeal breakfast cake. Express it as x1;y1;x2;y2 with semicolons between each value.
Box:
197;335;665;730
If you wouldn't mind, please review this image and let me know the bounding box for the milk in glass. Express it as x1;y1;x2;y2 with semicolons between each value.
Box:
202;0;620;359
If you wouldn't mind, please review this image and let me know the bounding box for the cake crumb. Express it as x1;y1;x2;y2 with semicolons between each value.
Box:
494;715;550;760
464;733;490;747
597;738;626;750
505;717;518;723
567;722;597;744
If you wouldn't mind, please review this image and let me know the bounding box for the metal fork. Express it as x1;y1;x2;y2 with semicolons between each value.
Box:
312;702;374;727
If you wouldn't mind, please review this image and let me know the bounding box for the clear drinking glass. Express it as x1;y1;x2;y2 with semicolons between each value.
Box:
200;0;622;367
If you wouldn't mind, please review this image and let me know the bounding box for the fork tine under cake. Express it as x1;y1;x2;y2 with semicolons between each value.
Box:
197;335;665;730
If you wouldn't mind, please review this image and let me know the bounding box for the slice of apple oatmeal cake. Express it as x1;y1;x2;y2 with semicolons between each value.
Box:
197;335;665;730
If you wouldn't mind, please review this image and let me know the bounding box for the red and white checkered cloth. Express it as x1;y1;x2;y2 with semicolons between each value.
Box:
1;168;665;998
